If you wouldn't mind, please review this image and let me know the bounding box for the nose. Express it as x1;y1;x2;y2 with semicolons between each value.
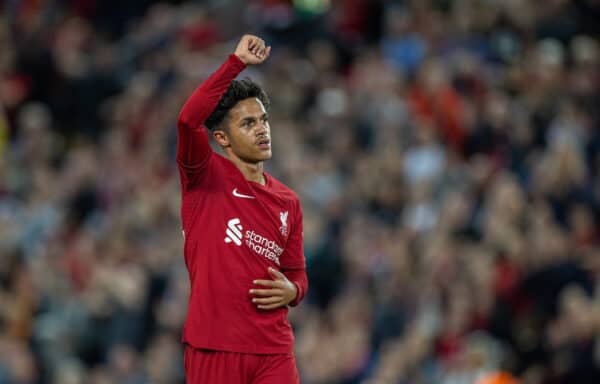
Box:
255;122;268;135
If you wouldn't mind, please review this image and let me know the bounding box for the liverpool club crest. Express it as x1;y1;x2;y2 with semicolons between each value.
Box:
279;211;289;236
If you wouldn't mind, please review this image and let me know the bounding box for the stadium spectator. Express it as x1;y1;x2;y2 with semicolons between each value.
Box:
1;1;598;383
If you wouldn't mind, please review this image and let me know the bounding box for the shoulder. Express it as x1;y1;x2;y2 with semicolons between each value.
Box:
212;152;230;166
185;153;238;187
210;152;242;174
267;175;300;201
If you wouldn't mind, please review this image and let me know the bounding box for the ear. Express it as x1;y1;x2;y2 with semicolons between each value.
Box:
213;129;230;148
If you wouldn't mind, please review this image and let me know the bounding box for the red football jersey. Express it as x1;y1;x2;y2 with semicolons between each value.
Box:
177;54;308;354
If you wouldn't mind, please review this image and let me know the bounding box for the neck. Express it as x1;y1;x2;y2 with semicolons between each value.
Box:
226;152;265;185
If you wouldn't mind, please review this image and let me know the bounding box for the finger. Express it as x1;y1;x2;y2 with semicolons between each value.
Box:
258;302;285;310
247;37;257;50
268;267;286;280
259;45;270;58
255;39;265;55
251;39;260;54
253;279;284;288
252;296;283;304
250;288;284;296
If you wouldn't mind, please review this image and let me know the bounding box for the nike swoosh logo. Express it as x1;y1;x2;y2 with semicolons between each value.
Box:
232;188;255;199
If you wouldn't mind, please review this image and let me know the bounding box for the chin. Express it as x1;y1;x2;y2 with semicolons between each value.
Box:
257;149;272;161
245;152;271;163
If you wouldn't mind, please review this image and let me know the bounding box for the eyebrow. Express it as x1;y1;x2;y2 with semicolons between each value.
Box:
240;117;255;125
239;113;269;125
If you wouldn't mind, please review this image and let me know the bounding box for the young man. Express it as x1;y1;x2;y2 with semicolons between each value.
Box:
177;35;307;383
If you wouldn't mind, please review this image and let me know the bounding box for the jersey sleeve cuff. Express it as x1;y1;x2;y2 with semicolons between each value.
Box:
289;281;304;307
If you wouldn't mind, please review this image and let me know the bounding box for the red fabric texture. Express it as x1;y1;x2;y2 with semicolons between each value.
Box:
184;345;300;384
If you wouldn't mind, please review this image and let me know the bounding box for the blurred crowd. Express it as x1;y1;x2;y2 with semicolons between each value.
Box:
1;0;600;383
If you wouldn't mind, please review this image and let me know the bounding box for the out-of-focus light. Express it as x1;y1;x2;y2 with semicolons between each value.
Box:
475;372;520;384
293;0;331;15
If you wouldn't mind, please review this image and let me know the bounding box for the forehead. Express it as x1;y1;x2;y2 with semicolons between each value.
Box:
228;98;267;120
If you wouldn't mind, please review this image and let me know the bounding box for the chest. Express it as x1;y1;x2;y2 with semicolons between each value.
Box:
182;171;294;249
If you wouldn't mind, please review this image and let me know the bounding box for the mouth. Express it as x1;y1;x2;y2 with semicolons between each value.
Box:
257;137;271;150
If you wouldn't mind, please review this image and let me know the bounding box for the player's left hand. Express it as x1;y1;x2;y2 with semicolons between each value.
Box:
250;268;298;310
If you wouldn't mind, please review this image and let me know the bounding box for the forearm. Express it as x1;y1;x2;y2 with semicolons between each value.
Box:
283;268;308;307
177;54;246;168
178;54;246;129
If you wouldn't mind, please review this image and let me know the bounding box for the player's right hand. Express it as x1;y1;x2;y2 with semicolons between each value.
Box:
234;34;271;65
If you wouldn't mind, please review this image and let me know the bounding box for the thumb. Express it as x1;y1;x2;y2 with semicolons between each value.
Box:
268;267;285;280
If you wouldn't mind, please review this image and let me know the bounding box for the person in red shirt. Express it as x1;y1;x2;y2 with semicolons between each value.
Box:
177;34;308;383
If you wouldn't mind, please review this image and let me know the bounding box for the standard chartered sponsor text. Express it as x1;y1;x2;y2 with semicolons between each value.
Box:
245;230;282;265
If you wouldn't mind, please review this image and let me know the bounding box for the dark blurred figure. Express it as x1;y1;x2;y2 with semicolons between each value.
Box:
1;1;599;383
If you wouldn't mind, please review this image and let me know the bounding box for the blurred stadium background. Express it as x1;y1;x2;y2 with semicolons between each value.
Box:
1;0;599;383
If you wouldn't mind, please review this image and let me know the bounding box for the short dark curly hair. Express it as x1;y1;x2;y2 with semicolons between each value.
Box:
205;78;271;131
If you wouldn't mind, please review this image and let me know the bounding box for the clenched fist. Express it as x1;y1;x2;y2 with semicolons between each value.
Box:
234;34;271;65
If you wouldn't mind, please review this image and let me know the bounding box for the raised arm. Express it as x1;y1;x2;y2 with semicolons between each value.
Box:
177;35;270;173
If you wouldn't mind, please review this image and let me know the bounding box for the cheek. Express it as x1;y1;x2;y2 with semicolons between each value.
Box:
231;132;254;149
